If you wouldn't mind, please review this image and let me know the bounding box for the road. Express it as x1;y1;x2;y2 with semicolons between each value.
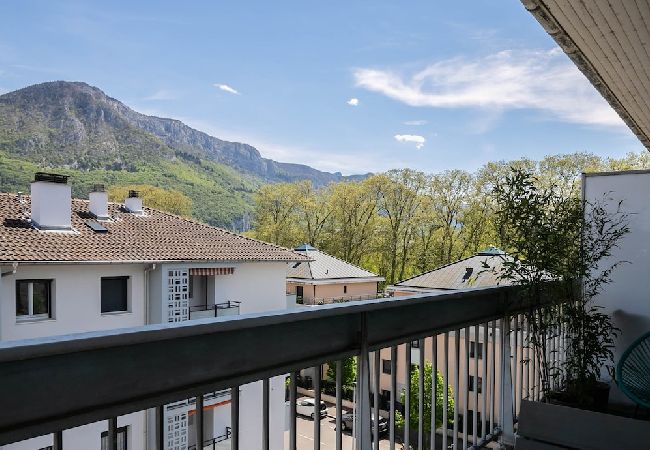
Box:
284;406;392;450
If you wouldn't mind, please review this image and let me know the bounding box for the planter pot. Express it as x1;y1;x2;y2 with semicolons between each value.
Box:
547;381;610;412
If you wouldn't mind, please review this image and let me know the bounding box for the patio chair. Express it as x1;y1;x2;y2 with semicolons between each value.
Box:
616;331;650;412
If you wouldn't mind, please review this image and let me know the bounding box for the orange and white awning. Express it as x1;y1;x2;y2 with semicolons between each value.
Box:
189;267;234;276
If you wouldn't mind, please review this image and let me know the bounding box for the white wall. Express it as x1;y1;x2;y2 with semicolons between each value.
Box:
584;171;650;404
0;263;146;342
0;263;148;450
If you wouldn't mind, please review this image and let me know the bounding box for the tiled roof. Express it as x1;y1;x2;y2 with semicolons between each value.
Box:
393;248;512;290
0;193;309;263
287;245;384;281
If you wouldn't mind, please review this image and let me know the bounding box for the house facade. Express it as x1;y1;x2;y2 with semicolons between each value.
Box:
0;173;307;450
286;244;384;305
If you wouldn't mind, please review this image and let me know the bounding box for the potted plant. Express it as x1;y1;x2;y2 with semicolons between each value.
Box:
491;169;629;410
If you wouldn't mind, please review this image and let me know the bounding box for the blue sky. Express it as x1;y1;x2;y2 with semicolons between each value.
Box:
0;1;644;175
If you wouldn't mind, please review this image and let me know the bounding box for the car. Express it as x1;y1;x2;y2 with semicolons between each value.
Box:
296;397;328;420
340;411;388;434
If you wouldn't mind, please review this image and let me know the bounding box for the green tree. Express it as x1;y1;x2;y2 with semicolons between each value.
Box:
325;179;379;265
252;182;301;247
107;184;192;216
396;362;454;442
326;357;357;390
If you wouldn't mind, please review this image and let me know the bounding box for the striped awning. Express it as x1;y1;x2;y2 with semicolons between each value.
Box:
189;267;234;276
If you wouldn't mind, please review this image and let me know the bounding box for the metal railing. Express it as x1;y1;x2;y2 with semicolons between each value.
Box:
0;285;564;449
189;301;241;319
187;427;231;450
306;293;385;305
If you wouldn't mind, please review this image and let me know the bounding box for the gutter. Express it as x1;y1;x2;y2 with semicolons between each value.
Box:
0;258;309;265
1;263;18;277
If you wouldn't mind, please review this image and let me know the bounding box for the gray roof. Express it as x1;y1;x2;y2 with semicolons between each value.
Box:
393;247;512;291
287;245;384;281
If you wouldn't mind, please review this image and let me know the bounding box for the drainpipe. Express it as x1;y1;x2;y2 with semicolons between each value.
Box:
1;262;18;277
142;263;156;450
144;264;156;325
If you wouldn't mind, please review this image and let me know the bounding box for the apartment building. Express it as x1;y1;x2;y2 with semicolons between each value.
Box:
380;248;515;432
0;173;308;450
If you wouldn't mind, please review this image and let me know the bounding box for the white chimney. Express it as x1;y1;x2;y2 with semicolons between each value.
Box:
124;190;143;214
89;184;110;220
30;172;72;230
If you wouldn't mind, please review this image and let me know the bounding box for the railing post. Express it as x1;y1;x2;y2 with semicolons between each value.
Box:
356;312;372;450
499;315;515;448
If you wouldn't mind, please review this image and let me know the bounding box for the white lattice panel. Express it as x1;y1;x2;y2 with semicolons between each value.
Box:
165;409;188;450
167;269;189;322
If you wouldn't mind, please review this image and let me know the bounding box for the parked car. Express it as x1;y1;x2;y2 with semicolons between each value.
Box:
340;412;388;434
296;397;328;419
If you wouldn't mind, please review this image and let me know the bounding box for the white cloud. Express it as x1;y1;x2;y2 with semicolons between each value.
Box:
143;89;177;101
354;49;625;129
347;97;359;106
214;84;240;95
403;119;427;126
394;134;425;149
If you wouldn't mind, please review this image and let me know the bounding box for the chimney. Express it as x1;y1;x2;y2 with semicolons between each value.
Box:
89;184;110;220
124;190;143;214
30;172;72;230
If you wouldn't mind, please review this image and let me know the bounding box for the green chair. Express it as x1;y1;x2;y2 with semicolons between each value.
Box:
616;331;650;412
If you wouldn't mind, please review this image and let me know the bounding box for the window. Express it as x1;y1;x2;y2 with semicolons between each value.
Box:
469;341;484;359
343;285;347;294
16;280;52;320
101;426;128;450
382;359;392;374
101;277;129;313
411;340;420;348
469;375;483;393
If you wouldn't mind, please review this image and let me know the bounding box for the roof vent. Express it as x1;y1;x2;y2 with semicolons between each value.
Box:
89;185;110;220
124;190;143;214
462;267;474;281
30;172;72;230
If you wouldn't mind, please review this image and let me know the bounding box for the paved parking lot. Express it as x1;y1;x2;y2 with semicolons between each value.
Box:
285;405;392;449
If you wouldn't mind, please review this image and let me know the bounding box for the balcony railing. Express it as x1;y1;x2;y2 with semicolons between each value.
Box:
306;293;385;305
189;301;241;319
0;285;563;449
187;427;231;450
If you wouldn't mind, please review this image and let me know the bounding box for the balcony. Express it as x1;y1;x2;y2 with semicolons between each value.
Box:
0;285;646;449
189;301;241;320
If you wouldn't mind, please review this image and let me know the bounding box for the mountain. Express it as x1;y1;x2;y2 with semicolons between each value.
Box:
0;81;368;228
0;81;365;184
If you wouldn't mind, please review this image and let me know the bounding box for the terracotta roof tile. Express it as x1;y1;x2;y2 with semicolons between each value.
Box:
0;193;308;263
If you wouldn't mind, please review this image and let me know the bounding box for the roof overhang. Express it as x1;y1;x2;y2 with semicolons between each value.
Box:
287;276;385;285
522;0;650;150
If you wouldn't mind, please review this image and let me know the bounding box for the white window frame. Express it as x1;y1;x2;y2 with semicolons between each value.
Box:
16;279;53;322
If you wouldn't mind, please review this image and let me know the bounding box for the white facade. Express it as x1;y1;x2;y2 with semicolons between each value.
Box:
583;171;650;405
0;260;289;450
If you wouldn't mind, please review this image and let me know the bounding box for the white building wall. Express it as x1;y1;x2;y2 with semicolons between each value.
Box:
0;263;147;450
0;263;146;341
584;171;650;404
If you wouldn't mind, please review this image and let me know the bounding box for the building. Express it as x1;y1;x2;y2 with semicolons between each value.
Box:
387;247;512;296
0;173;307;450
286;244;384;305
379;248;516;432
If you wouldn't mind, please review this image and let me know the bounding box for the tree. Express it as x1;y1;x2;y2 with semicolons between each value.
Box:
396;362;454;447
326;357;356;392
294;181;333;248
252;182;301;247
107;184;192;216
325;179;379;265
372;169;426;283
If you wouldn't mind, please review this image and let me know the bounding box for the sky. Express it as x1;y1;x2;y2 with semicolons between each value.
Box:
0;1;645;175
